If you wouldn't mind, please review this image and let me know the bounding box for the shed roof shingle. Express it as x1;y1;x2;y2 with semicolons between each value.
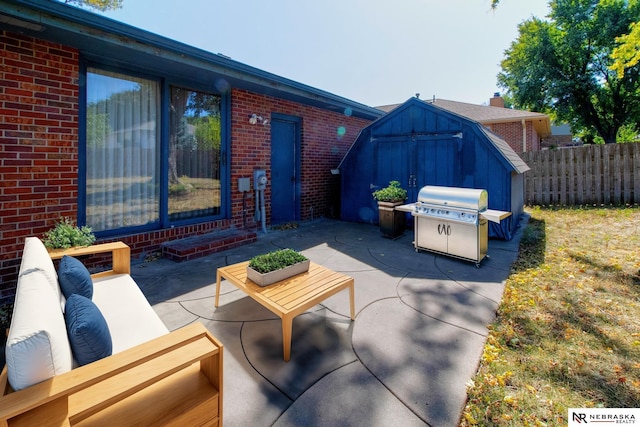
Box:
377;98;551;137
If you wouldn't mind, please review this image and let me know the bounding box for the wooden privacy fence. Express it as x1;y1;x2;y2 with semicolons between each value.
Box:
520;143;640;206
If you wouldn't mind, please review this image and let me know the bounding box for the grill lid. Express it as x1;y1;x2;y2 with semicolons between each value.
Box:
417;186;488;212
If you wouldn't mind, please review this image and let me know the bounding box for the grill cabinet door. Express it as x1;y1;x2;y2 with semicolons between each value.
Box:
447;222;478;261
416;216;447;253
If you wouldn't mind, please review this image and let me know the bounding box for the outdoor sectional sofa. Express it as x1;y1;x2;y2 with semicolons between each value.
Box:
0;237;223;426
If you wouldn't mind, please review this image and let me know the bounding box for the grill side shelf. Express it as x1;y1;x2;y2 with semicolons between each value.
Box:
395;203;415;213
480;209;512;224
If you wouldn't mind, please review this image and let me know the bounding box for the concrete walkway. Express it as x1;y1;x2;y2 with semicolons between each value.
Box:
132;218;526;427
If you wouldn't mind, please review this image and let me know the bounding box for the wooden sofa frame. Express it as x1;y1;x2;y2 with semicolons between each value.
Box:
0;242;223;426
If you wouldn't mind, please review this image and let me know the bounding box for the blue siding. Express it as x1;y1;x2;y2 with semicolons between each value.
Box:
339;98;526;240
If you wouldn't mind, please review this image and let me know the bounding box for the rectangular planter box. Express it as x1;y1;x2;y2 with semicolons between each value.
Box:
378;201;406;239
246;259;310;287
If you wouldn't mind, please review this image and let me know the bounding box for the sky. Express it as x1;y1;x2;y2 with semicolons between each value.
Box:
98;0;551;108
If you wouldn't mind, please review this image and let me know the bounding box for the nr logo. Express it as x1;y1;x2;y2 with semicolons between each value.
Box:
572;412;588;423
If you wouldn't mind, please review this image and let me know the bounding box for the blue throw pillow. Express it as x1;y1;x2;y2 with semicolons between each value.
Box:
58;255;93;300
65;294;112;366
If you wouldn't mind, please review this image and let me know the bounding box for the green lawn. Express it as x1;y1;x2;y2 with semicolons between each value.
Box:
461;206;640;426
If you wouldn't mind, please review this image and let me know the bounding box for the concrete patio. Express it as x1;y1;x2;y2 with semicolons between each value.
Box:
132;217;526;427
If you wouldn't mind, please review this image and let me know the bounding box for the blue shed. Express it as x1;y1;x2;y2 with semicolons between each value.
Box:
338;97;530;240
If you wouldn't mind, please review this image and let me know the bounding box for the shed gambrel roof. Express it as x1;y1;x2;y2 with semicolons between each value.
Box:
378;98;551;137
339;97;530;174
421;99;531;175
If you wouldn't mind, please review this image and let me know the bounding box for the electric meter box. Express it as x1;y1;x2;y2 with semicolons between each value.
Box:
254;170;267;190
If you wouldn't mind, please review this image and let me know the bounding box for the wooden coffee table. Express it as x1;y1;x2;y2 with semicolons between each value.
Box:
215;261;355;361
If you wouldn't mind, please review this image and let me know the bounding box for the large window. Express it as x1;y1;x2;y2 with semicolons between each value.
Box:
85;68;160;232
169;87;222;221
84;68;224;234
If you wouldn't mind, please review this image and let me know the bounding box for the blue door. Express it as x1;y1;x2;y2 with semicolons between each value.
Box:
270;114;301;224
373;136;412;196
414;135;461;190
373;135;461;204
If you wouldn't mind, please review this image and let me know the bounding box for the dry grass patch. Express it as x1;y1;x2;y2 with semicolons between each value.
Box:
461;206;640;426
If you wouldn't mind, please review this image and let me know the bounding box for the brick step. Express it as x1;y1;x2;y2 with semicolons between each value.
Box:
161;229;257;262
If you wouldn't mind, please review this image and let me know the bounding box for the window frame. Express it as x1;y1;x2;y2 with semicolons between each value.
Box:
79;61;230;237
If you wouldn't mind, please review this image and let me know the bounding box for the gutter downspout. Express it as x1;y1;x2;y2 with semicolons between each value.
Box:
521;119;527;152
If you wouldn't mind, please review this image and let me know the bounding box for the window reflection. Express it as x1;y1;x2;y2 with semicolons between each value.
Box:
169;87;222;221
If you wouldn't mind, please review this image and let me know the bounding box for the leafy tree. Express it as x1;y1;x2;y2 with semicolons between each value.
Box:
498;0;640;144
611;21;640;77
492;1;640;79
577;122;639;144
193;116;221;150
62;0;123;11
615;123;640;142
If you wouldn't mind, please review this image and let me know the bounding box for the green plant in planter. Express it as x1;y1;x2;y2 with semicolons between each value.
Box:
372;180;408;203
248;248;308;274
42;217;96;249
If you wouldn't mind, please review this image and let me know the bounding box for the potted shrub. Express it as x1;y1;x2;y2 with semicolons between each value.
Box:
372;180;408;238
247;248;310;286
43;217;96;250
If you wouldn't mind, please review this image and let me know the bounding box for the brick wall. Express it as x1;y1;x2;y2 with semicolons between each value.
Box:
527;122;541;152
231;90;370;225
0;32;373;302
0;31;80;301
487;121;541;153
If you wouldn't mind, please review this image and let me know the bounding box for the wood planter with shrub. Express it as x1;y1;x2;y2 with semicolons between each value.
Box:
372;180;408;239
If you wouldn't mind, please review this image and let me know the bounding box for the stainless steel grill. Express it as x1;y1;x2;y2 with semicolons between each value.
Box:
397;185;511;267
414;186;487;225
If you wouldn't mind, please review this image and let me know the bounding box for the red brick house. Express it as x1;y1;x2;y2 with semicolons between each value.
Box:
0;0;382;301
377;94;551;153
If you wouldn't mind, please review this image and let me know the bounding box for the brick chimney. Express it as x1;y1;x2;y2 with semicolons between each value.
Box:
490;92;505;108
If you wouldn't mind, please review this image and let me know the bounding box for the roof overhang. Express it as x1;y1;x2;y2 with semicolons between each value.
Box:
0;0;383;121
481;116;551;138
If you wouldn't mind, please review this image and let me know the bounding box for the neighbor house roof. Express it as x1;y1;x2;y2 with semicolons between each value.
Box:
377;98;551;137
0;0;384;121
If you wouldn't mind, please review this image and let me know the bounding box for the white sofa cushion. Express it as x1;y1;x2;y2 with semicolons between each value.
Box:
19;237;65;308
5;269;73;391
92;274;169;354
